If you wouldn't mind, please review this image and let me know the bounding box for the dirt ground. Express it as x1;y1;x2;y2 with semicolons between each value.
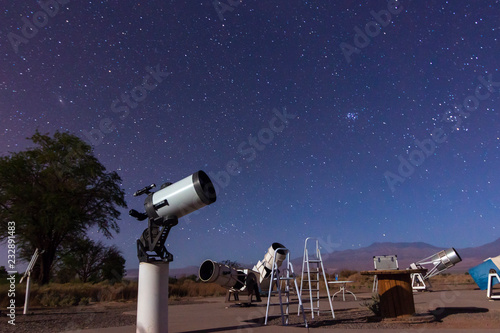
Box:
266;300;500;330
0;302;137;333
266;285;500;330
1;285;499;332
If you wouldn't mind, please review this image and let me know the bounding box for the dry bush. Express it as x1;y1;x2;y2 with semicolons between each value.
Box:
425;272;475;287
339;269;358;279
346;272;373;292
0;272;476;308
0;278;229;308
169;280;226;298
0;281;138;308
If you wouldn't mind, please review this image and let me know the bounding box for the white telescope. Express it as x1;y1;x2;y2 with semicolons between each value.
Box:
198;243;288;296
198;259;261;304
253;242;287;291
143;171;216;220
199;260;247;290
410;247;462;290
131;170;217;333
131;170;217;263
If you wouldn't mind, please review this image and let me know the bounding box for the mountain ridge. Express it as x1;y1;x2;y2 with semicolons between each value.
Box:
125;238;500;279
312;237;500;274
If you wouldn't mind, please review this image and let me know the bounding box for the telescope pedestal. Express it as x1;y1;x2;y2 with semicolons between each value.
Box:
411;272;427;291
137;262;169;333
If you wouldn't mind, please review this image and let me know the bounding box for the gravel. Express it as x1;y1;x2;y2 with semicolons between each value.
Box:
2;296;499;332
0;302;136;333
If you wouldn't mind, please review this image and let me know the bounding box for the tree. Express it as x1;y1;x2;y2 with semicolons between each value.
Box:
220;260;241;268
0;131;127;284
0;266;7;278
58;238;125;283
61;238;106;283
100;245;126;283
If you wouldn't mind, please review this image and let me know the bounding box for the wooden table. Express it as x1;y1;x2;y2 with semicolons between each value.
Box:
361;269;427;318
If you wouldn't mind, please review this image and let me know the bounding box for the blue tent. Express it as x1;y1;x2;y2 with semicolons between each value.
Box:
468;256;500;290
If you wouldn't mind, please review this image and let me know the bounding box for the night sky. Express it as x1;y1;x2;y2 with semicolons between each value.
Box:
1;0;499;271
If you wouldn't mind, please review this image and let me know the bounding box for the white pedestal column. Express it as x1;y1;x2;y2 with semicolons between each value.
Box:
136;262;169;333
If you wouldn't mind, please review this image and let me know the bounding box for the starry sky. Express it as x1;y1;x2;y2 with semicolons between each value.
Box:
1;0;499;271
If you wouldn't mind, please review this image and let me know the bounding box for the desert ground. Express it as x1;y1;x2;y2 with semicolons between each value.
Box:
1;280;499;333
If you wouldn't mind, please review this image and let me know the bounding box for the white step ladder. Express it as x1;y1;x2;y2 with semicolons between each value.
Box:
264;246;308;327
299;237;335;319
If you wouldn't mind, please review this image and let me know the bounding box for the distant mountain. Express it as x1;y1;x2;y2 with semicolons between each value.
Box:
125;238;500;278
455;238;500;271
305;238;500;274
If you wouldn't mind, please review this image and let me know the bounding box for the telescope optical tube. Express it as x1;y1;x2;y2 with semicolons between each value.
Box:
429;248;462;272
199;260;247;290
253;242;287;280
144;170;216;221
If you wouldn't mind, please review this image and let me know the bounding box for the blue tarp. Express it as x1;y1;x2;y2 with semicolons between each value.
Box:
468;259;499;290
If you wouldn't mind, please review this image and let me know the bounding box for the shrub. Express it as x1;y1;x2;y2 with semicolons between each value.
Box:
0;277;228;308
339;269;358;278
363;294;381;316
79;297;90;306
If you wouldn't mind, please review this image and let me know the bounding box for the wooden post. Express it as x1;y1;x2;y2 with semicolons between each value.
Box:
361;269;427;318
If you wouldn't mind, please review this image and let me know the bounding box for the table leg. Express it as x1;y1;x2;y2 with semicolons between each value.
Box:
344;288;357;300
332;288;342;301
332;284;357;301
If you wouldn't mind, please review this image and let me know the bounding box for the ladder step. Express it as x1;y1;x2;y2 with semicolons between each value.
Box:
307;259;322;263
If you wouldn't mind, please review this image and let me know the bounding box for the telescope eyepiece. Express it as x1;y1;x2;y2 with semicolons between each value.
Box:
129;209;148;221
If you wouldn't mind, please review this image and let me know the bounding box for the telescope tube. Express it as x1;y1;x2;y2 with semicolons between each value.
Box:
144;170;216;220
199;260;246;290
